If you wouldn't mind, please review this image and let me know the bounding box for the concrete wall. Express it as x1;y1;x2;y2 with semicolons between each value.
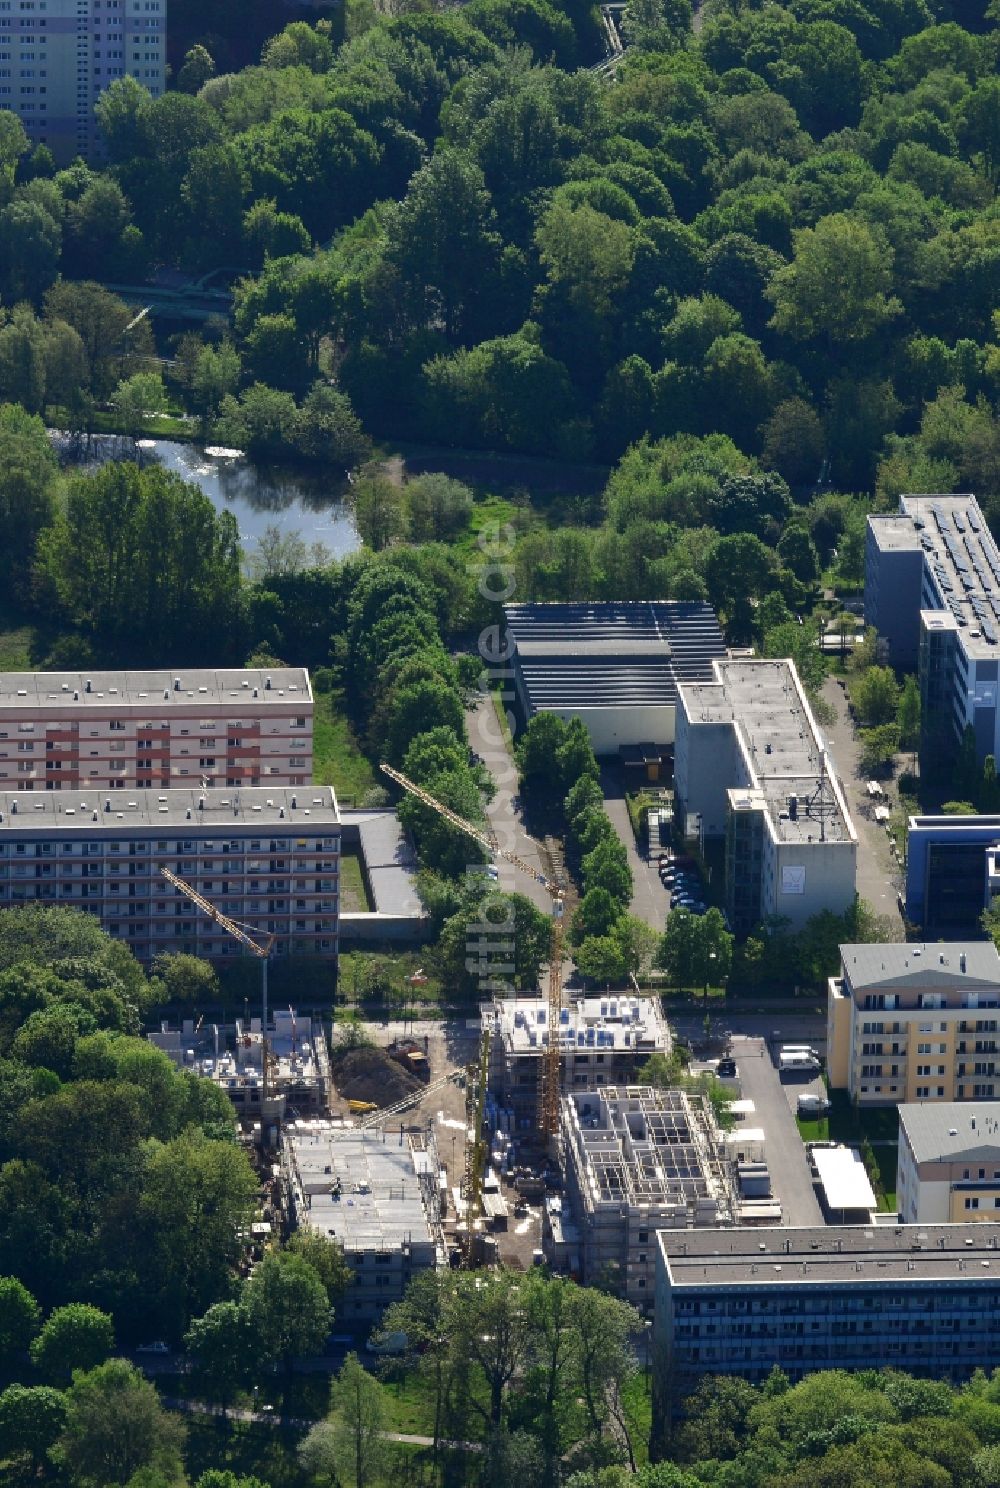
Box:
530;703;675;754
826;979;853;1091
339;913;429;943
762;836;858;931
865;524;925;670
674;710;741;838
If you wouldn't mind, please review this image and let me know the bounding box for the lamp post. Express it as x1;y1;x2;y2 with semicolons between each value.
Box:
704;949;717;1006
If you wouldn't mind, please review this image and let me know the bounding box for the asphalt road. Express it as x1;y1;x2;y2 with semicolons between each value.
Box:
820;676;905;933
465;694;552;914
599;764;668;932
670;1009;828;1052
730;1034;823;1228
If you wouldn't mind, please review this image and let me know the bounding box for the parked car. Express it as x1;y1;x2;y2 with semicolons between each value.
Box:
717;1058;737;1078
137;1342;169;1354
797;1092;831;1115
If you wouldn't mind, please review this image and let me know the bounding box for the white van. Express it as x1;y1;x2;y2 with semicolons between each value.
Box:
780;1051;820;1074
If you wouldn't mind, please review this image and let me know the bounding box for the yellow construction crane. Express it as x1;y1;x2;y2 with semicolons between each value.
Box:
159;866;276;1100
380;763;566;1139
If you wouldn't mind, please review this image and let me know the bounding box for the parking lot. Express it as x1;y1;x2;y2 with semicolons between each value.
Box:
729;1035;823;1227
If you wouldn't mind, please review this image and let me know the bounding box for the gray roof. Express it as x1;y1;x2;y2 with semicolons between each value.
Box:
340;809;421;918
840;940;1000;991
0;786;339;833
0;668;312;710
681;659;856;847
899;1103;1000;1163
658;1222;1000;1286
870;495;1000;659
506;602;725;710
288;1122;438;1252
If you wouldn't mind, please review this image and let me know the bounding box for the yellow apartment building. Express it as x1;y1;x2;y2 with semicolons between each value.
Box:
897;1103;1000;1224
828;941;1000;1106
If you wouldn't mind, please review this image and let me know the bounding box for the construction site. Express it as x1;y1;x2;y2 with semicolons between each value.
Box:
482;993;674;1130
148;766;763;1325
281;1117;446;1324
555;1086;738;1313
149;1008;330;1121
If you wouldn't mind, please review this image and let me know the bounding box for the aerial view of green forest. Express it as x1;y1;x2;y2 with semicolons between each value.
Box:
0;0;998;1480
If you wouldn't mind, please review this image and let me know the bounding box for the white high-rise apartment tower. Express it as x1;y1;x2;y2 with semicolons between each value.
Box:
0;0;165;163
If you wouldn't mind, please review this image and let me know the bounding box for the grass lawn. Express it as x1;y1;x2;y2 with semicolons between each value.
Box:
340;848;372;913
86;408;196;441
828;1091;899;1143
313;686;376;804
378;1368;442;1437
797;1092;899;1212
462;494;520;556
491;685;516;753
181;1417;309;1488
620;1370;653;1467
336;949;444;1010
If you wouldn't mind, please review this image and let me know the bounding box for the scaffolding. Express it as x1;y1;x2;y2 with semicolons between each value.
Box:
560;1085;738;1312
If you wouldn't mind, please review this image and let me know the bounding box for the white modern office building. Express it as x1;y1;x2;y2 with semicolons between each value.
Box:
675;658;857;933
866;494;1000;767
0;0;165;163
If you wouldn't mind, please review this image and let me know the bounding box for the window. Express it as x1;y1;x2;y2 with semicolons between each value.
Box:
966;1198;981;1211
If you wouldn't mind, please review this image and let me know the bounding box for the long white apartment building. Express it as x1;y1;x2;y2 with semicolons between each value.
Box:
675;658;857;934
0;669;313;792
0;785;340;962
0;0;165;164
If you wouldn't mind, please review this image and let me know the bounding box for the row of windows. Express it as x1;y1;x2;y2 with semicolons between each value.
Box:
0;837;338;854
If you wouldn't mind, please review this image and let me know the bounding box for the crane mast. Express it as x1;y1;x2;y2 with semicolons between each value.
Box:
380;763;566;1140
159;866;275;1100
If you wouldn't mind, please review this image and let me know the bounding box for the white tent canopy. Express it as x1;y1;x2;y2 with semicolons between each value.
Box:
813;1145;878;1214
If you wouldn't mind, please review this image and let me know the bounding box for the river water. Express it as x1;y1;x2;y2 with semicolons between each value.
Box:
52;434;362;563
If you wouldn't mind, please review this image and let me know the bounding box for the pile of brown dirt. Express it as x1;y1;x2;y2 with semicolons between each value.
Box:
333;1044;423;1108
